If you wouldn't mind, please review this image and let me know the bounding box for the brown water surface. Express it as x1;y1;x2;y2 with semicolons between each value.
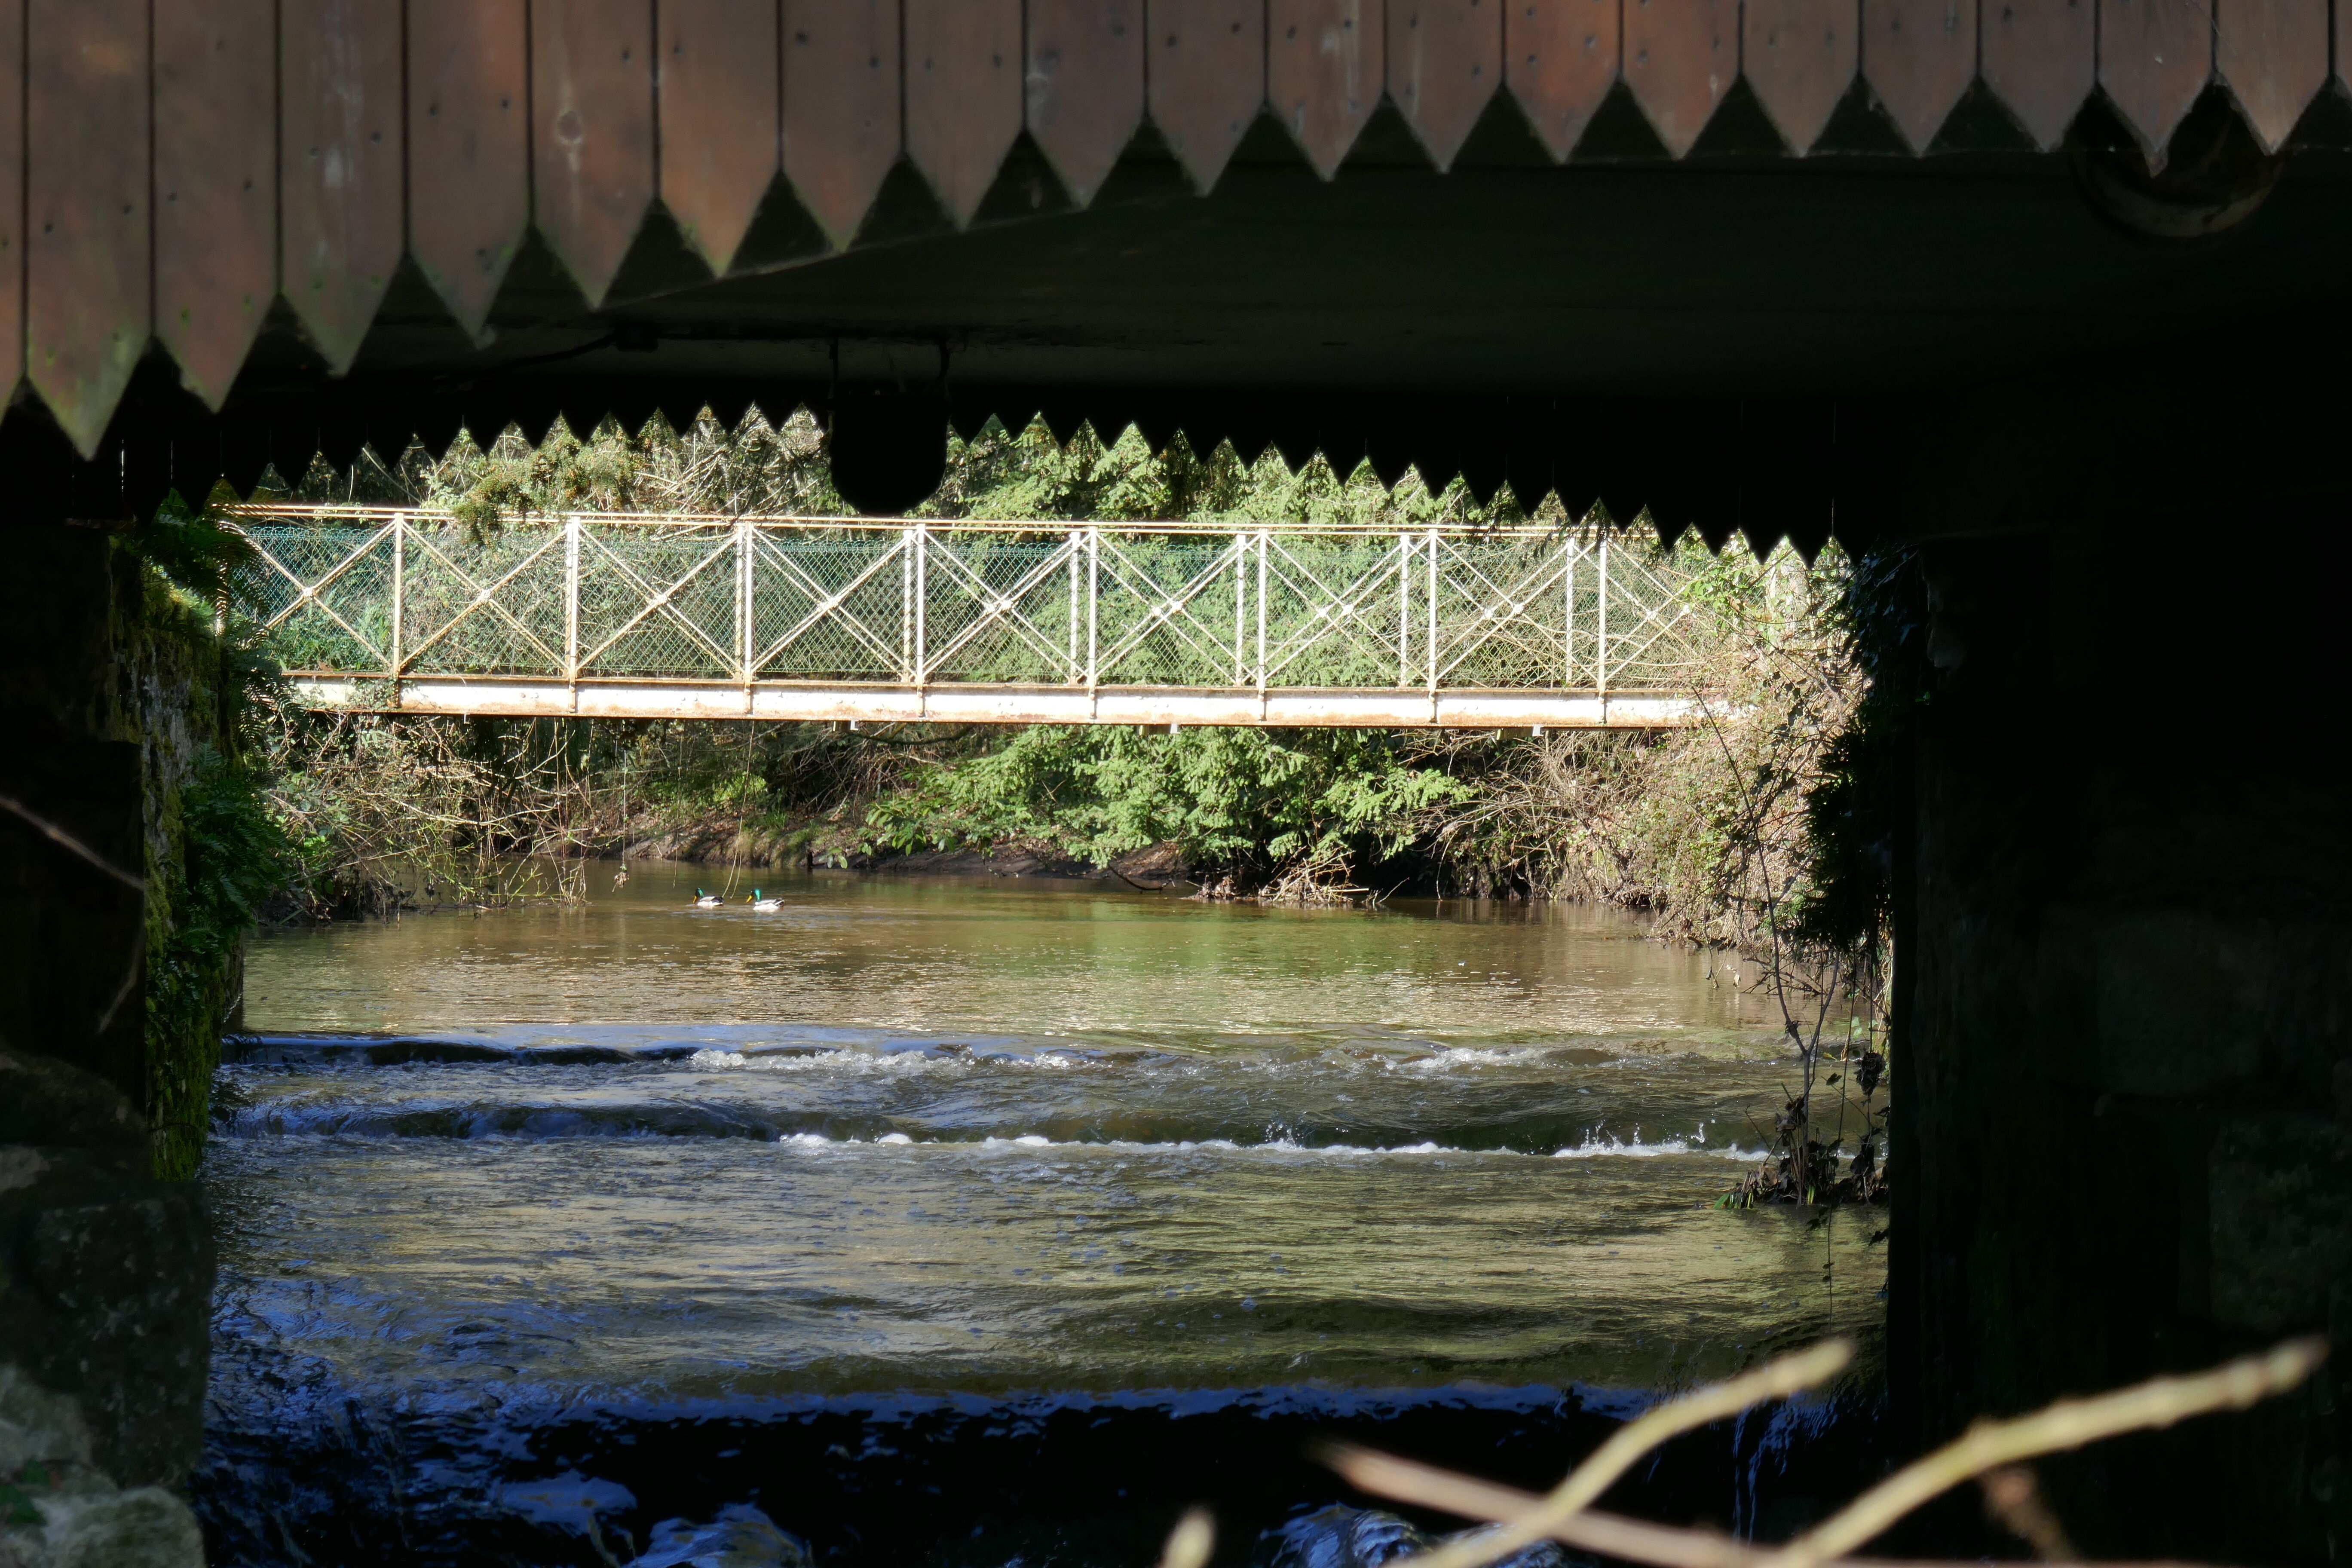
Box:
200;865;1885;1562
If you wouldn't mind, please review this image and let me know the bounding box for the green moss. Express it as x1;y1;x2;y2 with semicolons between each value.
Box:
119;495;292;1179
144;750;286;1178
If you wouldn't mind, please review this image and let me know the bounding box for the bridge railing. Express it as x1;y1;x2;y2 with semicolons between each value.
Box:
231;507;1719;702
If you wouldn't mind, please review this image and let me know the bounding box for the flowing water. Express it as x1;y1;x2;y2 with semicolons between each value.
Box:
197;864;1886;1567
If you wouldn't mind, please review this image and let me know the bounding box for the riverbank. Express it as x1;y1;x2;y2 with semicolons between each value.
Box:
608;818;1198;889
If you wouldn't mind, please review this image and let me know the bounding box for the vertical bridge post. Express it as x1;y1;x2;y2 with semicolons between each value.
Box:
911;524;929;690
1597;530;1611;710
1396;531;1411;688
1086;527;1101;702
564;516;582;709
1424;528;1439;695
1562;532;1575;688
735;517;754;704
1254;531;1268;707
1232;533;1247;687
389;515;406;710
899;530;915;684
1068;527;1083;684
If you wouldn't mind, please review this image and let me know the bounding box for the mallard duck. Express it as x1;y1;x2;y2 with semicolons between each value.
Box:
693;888;723;906
750;889;783;911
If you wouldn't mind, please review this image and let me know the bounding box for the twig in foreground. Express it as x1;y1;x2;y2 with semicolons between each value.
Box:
1779;1336;2326;1567
1378;1339;1853;1568
1326;1445;2199;1568
1330;1338;2322;1568
1157;1508;1215;1568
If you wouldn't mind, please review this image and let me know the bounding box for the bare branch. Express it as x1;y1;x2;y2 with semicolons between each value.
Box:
1156;1508;1215;1568
1332;1443;2197;1568
1782;1337;2327;1566
0;791;147;893
1326;1339;2318;1568
1376;1339;1853;1568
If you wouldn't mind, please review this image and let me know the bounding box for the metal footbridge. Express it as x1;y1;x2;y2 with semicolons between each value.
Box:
236;508;1720;728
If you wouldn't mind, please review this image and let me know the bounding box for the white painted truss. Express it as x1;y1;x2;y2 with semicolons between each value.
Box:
236;508;1721;728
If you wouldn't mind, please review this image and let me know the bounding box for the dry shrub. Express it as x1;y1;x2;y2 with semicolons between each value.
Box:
1418;542;1865;959
260;708;592;916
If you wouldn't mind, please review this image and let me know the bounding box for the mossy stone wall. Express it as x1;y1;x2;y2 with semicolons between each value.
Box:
1;524;212;1563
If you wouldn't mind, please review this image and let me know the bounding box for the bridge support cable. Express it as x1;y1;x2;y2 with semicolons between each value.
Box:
234;508;1717;729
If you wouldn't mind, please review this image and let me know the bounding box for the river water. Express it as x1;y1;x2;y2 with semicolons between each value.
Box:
197;864;1885;1567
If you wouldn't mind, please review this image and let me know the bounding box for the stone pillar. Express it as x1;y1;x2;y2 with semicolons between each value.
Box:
0;524;210;1566
1899;511;2352;1562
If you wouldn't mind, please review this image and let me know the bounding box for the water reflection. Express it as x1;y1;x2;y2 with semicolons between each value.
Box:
242;862;1790;1040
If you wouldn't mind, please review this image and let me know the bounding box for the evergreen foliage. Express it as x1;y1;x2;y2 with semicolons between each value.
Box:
861;725;1470;881
290;404;1544;532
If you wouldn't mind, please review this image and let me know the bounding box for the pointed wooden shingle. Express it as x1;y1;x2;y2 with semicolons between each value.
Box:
1861;0;1973;153
1743;0;1856;152
0;0;27;402
1028;0;1146;205
660;0;782;272
1270;0;1387;177
1148;0;1267;191
906;0;1023;226
282;0;405;374
27;0;150;457
1981;0;2093;148
2215;0;2322;152
2099;0;2214;160
1507;0;1619;160
1390;0;1501;171
533;0;657;303
783;0;901;247
410;0;531;333
1622;0;1736;155
156;0;275;408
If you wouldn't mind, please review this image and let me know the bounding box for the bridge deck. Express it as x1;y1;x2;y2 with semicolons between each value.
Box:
240;508;1719;729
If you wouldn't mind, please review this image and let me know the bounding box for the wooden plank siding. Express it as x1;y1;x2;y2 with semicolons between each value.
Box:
0;0;2339;457
2218;0;2328;152
783;0;901;248
26;0;151;459
906;0;1023;225
1507;0;1620;159
1148;0;1265;190
533;0;658;305
155;0;274;409
1981;0;2096;148
1388;0;1501;171
410;1;532;334
1860;0;1973;153
0;0;27;409
1269;0;1384;177
1743;0;1856;152
281;1;406;374
2098;0;2214;158
1026;0;1146;205
660;0;783;271
1623;0;1740;155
